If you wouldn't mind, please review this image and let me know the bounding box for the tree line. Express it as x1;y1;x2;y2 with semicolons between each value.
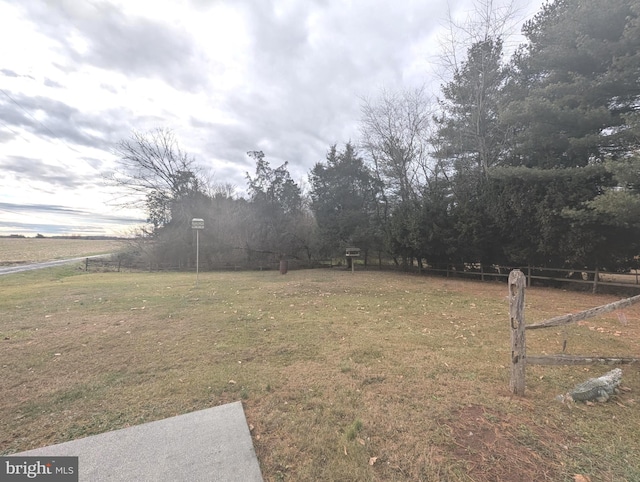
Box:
112;0;640;273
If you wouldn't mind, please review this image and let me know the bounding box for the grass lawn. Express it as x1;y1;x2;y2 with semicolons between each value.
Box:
1;266;639;481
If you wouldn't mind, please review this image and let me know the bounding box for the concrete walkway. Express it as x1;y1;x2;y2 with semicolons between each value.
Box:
15;402;263;482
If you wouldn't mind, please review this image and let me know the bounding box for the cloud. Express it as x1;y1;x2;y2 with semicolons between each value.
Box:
0;130;15;143
0;69;19;78
44;77;63;88
0;202;145;236
83;157;106;171
205;0;452;178
0;90;146;151
1;157;96;189
0;202;86;216
0;220;137;236
100;83;119;94
0;202;143;222
17;1;208;92
0;92;102;147
0;69;35;79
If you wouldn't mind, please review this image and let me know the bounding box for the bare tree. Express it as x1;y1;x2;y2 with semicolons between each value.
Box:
437;0;524;77
359;86;435;204
107;128;207;231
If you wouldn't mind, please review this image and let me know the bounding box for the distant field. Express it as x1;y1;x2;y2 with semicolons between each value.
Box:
0;238;125;266
1;267;639;481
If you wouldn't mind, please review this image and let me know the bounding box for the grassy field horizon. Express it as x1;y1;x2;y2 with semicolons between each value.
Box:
1;266;639;481
0;238;126;266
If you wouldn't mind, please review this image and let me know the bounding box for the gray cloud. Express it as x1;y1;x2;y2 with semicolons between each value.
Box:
1;157;96;189
18;1;208;92
0;69;19;78
0;93;106;148
100;83;119;94
0;202;143;222
44;78;63;88
0;202;144;236
196;0;453;181
0;220;139;236
0;69;35;79
83;157;106;171
0;90;161;153
0;130;15;143
0;202;85;216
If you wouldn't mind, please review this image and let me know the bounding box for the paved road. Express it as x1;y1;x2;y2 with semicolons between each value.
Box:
0;254;111;276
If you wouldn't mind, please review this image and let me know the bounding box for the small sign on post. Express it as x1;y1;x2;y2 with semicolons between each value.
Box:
345;247;360;273
192;218;204;285
191;218;205;230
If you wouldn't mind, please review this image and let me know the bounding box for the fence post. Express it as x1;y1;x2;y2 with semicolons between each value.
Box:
509;269;527;396
592;266;599;294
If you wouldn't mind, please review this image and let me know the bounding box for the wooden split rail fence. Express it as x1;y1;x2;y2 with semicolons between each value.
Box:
508;269;640;396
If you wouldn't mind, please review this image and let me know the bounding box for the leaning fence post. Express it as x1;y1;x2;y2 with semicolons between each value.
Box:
509;269;527;396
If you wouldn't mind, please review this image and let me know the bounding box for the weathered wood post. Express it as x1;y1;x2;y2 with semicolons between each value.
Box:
509;269;527;396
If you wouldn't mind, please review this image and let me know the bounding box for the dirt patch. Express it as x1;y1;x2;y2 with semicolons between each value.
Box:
443;404;570;482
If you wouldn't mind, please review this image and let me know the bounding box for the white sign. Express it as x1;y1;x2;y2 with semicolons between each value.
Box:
345;247;360;257
192;218;204;229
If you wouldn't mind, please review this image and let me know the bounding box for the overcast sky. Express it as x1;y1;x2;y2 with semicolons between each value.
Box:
0;0;543;237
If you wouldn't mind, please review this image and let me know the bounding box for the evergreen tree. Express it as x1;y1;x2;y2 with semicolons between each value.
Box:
501;0;640;167
309;143;380;261
434;37;508;176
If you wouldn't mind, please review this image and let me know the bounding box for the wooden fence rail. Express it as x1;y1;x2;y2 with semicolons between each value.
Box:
84;256;121;272
508;269;640;396
526;293;640;330
423;264;640;293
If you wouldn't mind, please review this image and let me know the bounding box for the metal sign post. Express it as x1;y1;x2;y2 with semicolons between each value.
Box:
191;218;204;285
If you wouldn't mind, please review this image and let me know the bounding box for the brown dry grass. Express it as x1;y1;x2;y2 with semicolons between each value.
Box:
1;267;639;481
0;238;124;266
